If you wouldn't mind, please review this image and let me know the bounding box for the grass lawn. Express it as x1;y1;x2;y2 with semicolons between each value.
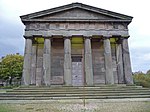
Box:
0;100;150;112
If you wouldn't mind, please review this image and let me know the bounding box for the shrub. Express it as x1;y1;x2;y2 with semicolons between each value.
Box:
133;73;150;88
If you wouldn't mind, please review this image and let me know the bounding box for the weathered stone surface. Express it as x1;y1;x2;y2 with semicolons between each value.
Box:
111;44;118;84
24;30;129;37
43;38;51;86
26;22;126;31
36;46;44;86
85;38;93;85
72;61;83;86
22;39;32;85
103;38;114;84
51;76;63;84
92;40;105;84
31;45;37;85
122;39;133;84
116;42;124;84
64;38;72;85
39;8;117;20
51;38;64;85
21;3;133;86
94;74;105;84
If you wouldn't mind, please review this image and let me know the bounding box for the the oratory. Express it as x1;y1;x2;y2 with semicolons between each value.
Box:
21;3;133;86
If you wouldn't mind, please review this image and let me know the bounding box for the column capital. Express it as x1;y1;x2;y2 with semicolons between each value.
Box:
44;36;52;39
117;36;129;44
33;35;43;37
23;35;33;39
63;36;72;39
84;36;92;39
116;38;124;44
102;35;112;39
121;35;130;39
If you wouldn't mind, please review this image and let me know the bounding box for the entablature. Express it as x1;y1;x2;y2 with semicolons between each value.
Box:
24;30;129;38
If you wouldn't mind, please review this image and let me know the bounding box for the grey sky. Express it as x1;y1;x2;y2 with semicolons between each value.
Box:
0;0;150;72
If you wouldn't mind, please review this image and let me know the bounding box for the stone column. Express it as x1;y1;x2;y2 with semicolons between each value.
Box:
64;37;72;86
122;38;133;84
43;38;51;86
22;38;32;85
84;37;93;85
36;39;44;86
116;39;124;84
30;45;37;85
103;37;114;84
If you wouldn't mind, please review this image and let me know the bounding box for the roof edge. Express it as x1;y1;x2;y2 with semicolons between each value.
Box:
20;2;133;20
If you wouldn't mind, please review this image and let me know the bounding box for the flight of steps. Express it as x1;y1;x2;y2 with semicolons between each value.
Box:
0;85;150;100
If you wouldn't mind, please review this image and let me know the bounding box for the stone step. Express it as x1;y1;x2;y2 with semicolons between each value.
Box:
4;90;150;94
14;88;147;91
12;85;148;89
17;85;143;89
1;92;150;96
8;88;149;93
0;95;150;100
0;85;150;100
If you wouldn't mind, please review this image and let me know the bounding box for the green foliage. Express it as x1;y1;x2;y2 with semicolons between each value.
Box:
0;54;23;84
146;70;150;75
133;71;150;88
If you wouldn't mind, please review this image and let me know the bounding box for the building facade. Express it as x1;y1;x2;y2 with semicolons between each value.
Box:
21;3;133;86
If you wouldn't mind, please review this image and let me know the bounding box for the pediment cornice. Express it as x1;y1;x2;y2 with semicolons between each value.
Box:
20;3;133;24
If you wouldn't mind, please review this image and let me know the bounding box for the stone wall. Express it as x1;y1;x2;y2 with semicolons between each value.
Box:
111;43;118;84
92;38;119;84
92;39;105;84
51;38;64;84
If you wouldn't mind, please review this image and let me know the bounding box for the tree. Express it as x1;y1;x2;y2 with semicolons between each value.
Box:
0;54;23;85
133;71;150;88
146;69;150;75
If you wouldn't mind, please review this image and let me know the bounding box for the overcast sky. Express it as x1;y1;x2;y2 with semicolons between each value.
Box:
0;0;150;73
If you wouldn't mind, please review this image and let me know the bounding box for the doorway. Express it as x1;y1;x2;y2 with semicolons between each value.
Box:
72;56;84;86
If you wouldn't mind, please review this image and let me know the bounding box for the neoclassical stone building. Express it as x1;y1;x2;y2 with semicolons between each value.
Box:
21;3;133;86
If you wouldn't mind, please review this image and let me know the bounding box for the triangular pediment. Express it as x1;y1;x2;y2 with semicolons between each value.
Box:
33;8;118;20
21;3;132;22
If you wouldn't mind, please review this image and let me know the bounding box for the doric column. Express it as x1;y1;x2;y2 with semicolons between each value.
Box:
64;37;72;86
122;38;133;84
116;39;124;84
36;39;44;86
30;45;37;85
22;38;32;85
84;37;93;85
103;37;114;84
43;38;51;86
